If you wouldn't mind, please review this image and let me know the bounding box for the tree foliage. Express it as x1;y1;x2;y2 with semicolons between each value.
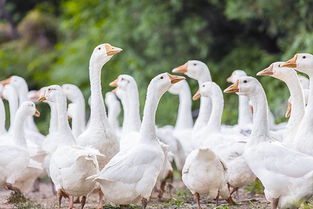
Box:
0;0;312;131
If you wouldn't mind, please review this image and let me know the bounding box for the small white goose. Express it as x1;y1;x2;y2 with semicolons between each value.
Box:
90;73;185;208
39;85;102;209
0;101;40;192
225;76;313;209
77;43;121;169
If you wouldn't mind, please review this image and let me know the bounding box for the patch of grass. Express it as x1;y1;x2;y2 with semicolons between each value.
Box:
175;187;192;202
215;205;229;209
103;204;141;209
7;191;43;209
244;179;264;195
300;200;313;209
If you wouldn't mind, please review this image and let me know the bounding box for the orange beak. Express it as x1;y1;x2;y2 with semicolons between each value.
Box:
37;96;47;102
281;55;298;68
167;73;185;84
0;77;12;86
34;109;40;117
226;76;233;83
172;63;188;74
109;78;118;87
224;80;239;93
192;90;201;101
285;102;292;118
257;64;274;76
105;44;123;56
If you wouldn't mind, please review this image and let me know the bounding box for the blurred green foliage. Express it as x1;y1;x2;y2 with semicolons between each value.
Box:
0;0;312;132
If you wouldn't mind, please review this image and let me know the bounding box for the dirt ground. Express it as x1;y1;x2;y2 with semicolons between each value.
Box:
0;180;270;209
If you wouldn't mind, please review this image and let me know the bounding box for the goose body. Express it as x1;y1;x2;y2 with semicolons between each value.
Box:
91;73;184;207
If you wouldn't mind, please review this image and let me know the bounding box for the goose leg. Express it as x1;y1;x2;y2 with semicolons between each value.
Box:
215;191;219;206
230;187;239;199
158;180;166;199
97;189;104;209
74;196;80;203
57;189;63;209
226;196;236;205
141;198;148;209
194;192;201;209
5;183;22;194
80;196;86;209
271;198;279;209
68;196;74;209
32;178;40;192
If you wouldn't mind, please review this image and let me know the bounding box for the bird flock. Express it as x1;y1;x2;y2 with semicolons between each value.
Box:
0;43;313;209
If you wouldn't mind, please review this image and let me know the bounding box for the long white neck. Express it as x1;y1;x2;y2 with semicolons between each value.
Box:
175;84;193;130
11;109;28;148
205;88;223;132
56;92;75;145
48;102;58;134
283;74;305;144
238;95;252;126
249;87;270;143
297;74;313;129
124;85;141;133
7;93;18;130
0;98;6;134
140;86;162;142
193;77;212;131
119;92;129;133
71;98;86;138
107;101;120;130
88;62;109;130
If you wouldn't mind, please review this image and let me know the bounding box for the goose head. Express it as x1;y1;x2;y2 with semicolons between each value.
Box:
90;43;122;67
62;84;82;103
0;76;28;92
148;73;185;96
168;80;188;95
227;70;247;83
2;84;17;101
282;53;313;75
109;74;137;91
19;101;40;117
193;81;219;100
38;85;63;103
257;62;298;82
172;60;210;81
224;76;260;97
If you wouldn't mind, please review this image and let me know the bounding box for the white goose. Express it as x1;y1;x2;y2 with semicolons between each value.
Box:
62;84;86;138
76;43;121;169
194;81;255;196
90;73;185;208
225;76;313;209
227;70;253;135
0;101;40;192
257;62;305;146
282;53;313;156
173;60;212;132
39;85;102;209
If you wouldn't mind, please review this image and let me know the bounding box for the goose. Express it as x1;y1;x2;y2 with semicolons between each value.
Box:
173;60;212;132
62;84;86;138
193;81;255;197
257;62;305;146
109;74;177;197
38;85;102;209
224;76;313;209
226;70;253;135
0;101;40;192
281;53;313;156
182;148;232;209
90;73;185;208
76;43;121;169
168;80;194;155
105;92;121;133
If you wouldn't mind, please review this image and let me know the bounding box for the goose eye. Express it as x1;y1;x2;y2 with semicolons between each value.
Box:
243;80;247;83
278;64;281;67
202;84;205;87
160;76;164;79
193;63;197;66
98;47;101;50
121;78;124;81
303;56;306;59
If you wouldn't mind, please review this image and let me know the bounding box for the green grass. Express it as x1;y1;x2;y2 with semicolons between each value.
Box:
7;191;44;209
